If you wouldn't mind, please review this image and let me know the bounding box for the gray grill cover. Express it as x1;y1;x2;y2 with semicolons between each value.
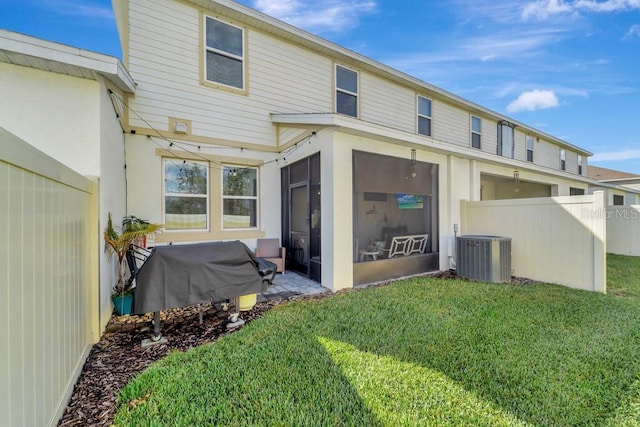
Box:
133;241;274;314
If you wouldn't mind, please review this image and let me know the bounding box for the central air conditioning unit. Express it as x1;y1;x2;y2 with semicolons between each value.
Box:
456;235;512;283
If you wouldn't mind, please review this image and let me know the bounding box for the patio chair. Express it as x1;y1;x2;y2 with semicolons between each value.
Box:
256;238;286;274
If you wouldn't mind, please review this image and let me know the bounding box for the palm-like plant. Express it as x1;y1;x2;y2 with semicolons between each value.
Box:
104;213;162;296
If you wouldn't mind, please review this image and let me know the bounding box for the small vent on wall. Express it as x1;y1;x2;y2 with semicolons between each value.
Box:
174;122;188;134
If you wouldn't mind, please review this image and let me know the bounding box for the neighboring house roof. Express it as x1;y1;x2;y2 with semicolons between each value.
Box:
177;0;591;156
588;165;640;181
0;29;135;93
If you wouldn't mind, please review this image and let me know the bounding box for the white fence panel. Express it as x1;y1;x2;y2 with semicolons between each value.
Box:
460;192;606;292
606;206;640;256
0;128;97;427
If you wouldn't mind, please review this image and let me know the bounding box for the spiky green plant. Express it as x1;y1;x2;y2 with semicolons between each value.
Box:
104;213;162;296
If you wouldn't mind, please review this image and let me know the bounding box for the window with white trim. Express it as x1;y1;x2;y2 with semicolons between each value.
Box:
417;96;432;136
204;17;244;90
578;155;583;175
497;121;515;158
164;159;209;230
471;116;481;149
560;149;566;171
222;166;258;229
336;65;358;117
526;135;534;162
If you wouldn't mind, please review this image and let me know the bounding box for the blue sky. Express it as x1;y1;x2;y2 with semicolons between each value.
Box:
2;0;639;174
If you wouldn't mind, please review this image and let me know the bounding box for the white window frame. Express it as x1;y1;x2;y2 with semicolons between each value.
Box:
560;149;566;171
335;65;359;118
221;165;259;230
417;95;433;136
471;115;482;149
526;135;534;162
204;16;245;90
163;159;210;232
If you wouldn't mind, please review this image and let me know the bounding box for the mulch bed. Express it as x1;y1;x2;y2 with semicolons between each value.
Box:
57;271;536;426
57;295;327;427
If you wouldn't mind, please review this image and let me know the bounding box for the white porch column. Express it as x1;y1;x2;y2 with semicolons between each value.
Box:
320;138;353;291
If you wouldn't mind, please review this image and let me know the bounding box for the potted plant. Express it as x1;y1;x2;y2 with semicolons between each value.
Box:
104;213;162;315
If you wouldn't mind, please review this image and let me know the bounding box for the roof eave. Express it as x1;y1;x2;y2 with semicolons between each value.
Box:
0;29;136;93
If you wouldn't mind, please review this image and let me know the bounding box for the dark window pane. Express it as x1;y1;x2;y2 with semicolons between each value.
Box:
418;97;432;117
527;150;534;162
418;116;431;136
223;167;256;196
165;161;207;194
337;92;357;117
561;160;566;170
206;18;243;56
336;66;357;93
613;195;624;205
472;133;481;149
223;199;257;228
206;52;243;88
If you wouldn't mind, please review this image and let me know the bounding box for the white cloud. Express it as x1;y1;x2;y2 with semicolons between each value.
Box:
252;0;376;33
623;24;640;39
506;89;560;112
44;0;114;20
522;0;640;20
591;149;640;161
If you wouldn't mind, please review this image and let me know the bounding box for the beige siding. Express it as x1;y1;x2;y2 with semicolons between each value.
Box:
0;129;97;427
514;131;526;162
432;102;469;147
127;0;332;146
360;73;414;131
534;138;559;169
126;0;586;175
461;192;606;292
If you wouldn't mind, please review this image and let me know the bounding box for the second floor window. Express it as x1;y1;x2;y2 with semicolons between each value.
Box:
526;135;534;162
336;65;358;117
471;116;481;149
578;155;583;174
497;121;515;158
417;96;432;136
205;17;244;90
560;149;566;171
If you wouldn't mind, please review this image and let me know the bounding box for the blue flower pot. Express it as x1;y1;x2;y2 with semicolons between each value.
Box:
112;294;133;315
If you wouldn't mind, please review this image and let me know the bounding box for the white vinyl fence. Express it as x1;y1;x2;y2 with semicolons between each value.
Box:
0;128;99;427
460;192;606;292
606;205;640;256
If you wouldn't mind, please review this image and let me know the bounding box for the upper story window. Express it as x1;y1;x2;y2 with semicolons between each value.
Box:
164;159;209;231
336;65;358;117
222;166;258;229
560;149;566;171
578;155;583;174
417;96;432;136
205;17;244;90
526;135;534;162
497;121;515;158
471;116;481;149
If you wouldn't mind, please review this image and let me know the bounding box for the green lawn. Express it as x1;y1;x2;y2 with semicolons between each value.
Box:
115;254;640;426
